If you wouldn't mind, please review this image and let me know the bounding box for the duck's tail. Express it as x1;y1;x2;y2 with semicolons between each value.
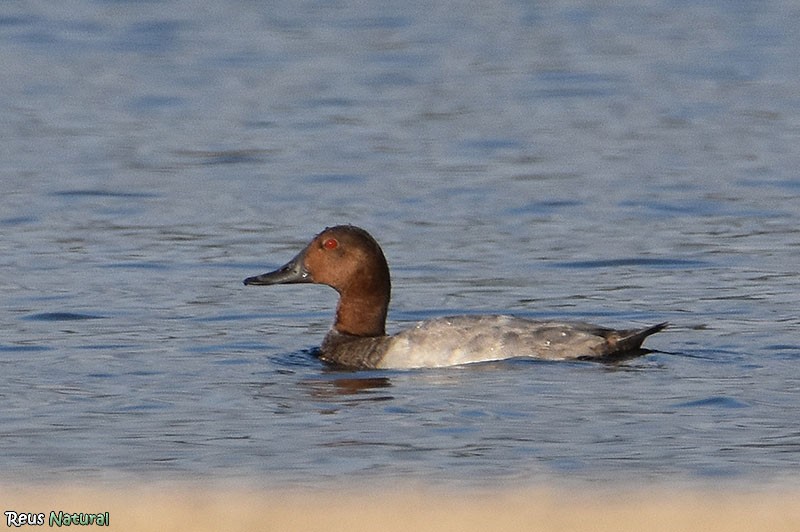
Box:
592;321;669;361
616;322;669;352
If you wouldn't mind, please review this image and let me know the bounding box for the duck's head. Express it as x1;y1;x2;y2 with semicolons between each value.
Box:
244;225;391;337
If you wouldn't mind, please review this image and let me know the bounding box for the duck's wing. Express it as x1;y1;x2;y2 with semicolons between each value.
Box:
377;316;668;368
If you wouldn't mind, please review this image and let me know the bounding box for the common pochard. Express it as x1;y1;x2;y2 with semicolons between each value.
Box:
244;225;667;369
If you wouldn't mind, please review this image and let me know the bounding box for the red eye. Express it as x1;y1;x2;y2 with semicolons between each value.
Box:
323;238;338;250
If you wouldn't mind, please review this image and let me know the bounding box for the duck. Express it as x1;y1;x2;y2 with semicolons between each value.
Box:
244;225;667;369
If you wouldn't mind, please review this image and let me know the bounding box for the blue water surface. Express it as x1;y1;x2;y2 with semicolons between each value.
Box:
1;0;799;489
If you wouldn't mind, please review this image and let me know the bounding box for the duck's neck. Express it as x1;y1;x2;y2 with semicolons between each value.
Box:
333;290;389;337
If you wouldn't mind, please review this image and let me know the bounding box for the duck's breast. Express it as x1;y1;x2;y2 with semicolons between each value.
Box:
376;315;609;369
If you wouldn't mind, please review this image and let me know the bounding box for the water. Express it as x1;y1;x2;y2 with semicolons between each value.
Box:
1;0;799;489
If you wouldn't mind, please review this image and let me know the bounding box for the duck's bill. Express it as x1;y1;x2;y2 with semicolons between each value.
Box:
243;253;311;286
